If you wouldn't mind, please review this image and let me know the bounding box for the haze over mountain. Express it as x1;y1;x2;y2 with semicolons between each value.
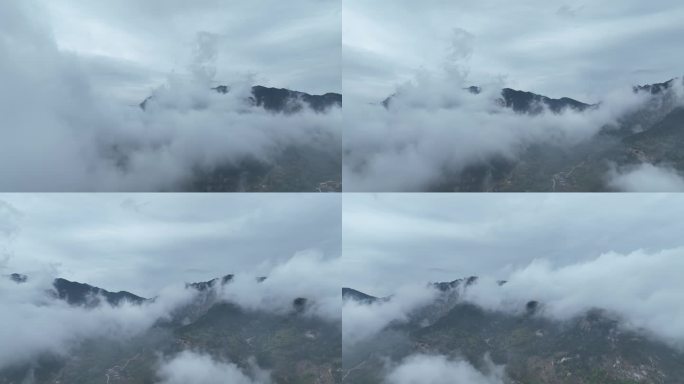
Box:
343;276;684;383
0;0;341;191
345;73;684;191
342;194;684;382
343;0;684;192
1;272;341;384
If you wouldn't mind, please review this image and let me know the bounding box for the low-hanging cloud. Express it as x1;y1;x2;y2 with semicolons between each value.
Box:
219;250;342;321
464;247;684;348
342;283;437;347
344;64;654;192
0;271;197;369
0;0;340;191
156;351;272;384
343;27;681;191
607;163;684;192
384;354;506;384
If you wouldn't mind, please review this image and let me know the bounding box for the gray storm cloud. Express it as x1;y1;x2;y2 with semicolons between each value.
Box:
464;248;684;348
0;1;340;191
156;351;272;384
384;354;506;384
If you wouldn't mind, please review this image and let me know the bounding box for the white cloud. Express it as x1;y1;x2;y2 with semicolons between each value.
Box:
156;351;271;384
344;0;684;102
608;163;684;191
342;193;684;307
385;354;505;384
342;284;436;346
343;50;654;191
0;1;340;191
219;250;342;321
0;194;340;296
0;272;197;369
465;248;684;347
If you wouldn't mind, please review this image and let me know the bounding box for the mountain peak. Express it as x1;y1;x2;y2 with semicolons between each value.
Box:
382;85;593;114
186;274;234;291
500;88;593;114
342;287;382;304
632;78;679;94
430;276;479;292
51;278;146;307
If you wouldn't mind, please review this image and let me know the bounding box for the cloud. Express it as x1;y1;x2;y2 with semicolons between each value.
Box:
342;38;654;191
0;1;340;191
219;250;342;321
343;1;684;192
0;194;340;297
464;247;684;347
156;351;271;384
0;272;197;369
608;163;684;191
344;0;684;102
342;284;436;346
384;354;505;384
40;0;341;97
343;194;684;295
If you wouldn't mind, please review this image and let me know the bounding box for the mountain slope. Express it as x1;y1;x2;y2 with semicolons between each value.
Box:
343;280;684;383
1;274;341;384
424;78;684;191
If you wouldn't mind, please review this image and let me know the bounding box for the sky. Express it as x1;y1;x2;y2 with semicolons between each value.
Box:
343;0;684;102
343;193;684;295
34;0;341;103
0;193;341;297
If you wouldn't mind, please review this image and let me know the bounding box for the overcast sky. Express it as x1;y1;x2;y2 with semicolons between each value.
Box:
32;0;340;103
344;0;684;102
0;194;340;297
343;193;684;295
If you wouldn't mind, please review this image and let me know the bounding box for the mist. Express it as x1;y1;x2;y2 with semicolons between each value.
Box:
608;163;684;191
384;354;506;384
0;1;340;191
216;250;342;321
156;351;272;384
343;39;657;191
464;247;684;348
342;283;436;347
0;271;197;369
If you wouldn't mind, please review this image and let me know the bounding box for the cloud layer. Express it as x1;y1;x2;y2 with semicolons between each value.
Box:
465;248;684;347
344;0;684;102
219;250;342;321
343;194;684;295
0;1;340;191
343;51;666;191
0;194;340;296
344;1;684;192
0;273;196;369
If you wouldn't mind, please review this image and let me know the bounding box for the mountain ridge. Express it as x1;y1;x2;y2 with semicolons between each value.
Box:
140;84;342;113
